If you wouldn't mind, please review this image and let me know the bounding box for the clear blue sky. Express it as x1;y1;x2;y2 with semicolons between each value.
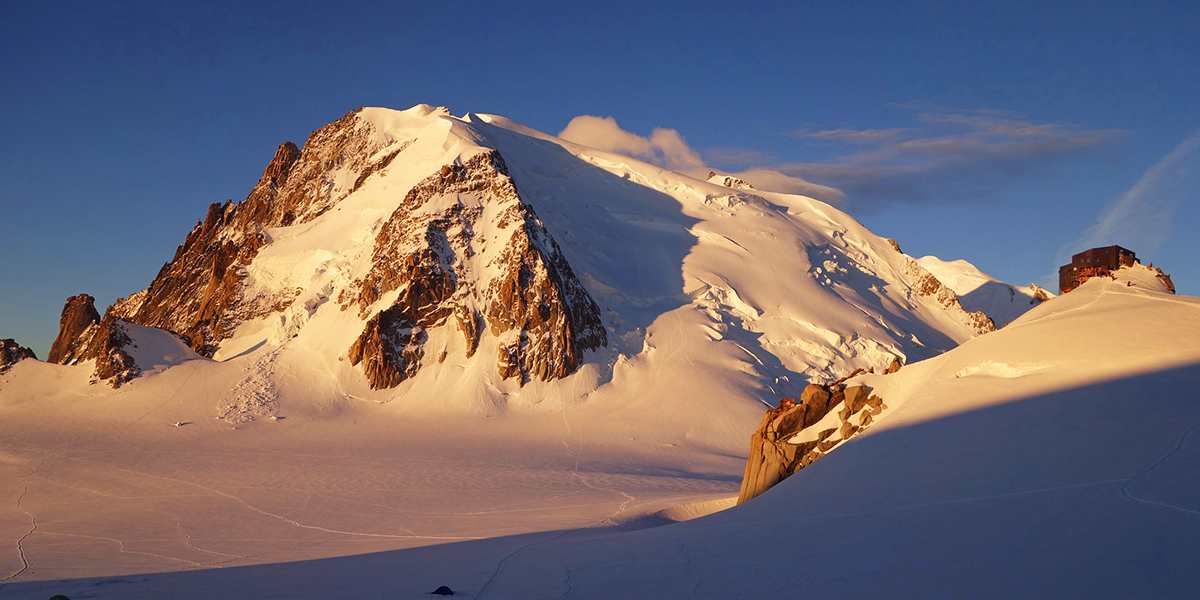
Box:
3;1;1198;358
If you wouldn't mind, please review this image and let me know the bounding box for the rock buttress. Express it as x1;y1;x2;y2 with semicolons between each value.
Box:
76;313;141;388
47;294;101;364
113;109;404;356
0;339;37;372
738;377;888;504
343;150;606;389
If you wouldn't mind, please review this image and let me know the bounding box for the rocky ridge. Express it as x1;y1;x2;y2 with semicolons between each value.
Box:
0;339;37;373
341;150;606;388
885;237;995;334
738;360;899;504
706;171;755;190
1148;264;1176;293
45;294;147;387
900;256;996;335
110;108;398;356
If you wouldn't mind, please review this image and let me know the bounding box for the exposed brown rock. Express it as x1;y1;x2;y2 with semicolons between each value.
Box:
347;304;425;389
737;380;861;504
77;313;140;388
47;294;101;364
114;109;402;356
1029;284;1052;305
885;238;902;254
1149;266;1176;294
709;173;755;190
0;339;37;372
738;377;894;504
343;150;605;389
902;256;996;335
845;385;870;413
44;294;149;386
885;356;903;374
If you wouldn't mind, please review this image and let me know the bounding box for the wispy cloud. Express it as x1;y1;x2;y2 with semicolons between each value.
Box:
556;106;1120;213
792;128;911;143
558;115;704;171
768;105;1123;211
1065;126;1200;262
558;115;844;204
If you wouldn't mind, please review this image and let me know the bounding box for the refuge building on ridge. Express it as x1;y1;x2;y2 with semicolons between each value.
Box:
1058;245;1136;293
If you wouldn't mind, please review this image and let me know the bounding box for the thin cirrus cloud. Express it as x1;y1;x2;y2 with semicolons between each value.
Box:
556;107;1119;213
557;115;845;204
776;106;1124;211
1064;126;1200;264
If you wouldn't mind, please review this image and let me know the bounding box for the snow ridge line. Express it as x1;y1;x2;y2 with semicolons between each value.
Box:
2;458;47;582
34;531;202;566
1120;422;1200;519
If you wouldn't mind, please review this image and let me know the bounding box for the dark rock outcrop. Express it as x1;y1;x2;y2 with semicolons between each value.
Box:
76;314;140;388
47;294;101;364
707;171;755;190
347;304;426;390
738;377;886;504
46;294;182;387
343;150;606;389
1148;265;1176;294
0;339;37;372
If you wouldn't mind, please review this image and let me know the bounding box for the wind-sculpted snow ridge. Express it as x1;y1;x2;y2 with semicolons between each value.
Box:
341;150;605;388
916;254;1054;327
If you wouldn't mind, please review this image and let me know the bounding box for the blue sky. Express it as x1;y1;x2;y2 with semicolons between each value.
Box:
3;1;1198;357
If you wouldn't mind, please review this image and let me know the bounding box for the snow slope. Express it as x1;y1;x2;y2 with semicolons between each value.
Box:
0;105;1030;591
3;250;1194;599
916;254;1053;326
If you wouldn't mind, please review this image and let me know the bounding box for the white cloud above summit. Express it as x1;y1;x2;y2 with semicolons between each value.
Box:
557;115;845;204
558;115;705;171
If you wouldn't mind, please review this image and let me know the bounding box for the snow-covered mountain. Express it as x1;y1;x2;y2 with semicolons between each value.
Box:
0;105;1069;591
39;105;999;409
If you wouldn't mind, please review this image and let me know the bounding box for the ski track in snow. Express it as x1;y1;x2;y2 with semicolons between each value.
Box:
476;410;640;600
2;458;46;582
115;361;202;440
0;445;490;580
1120;421;1200;519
